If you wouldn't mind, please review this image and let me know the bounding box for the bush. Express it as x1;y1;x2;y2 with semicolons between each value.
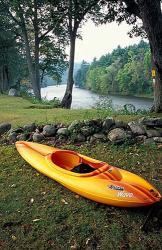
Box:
20;88;61;108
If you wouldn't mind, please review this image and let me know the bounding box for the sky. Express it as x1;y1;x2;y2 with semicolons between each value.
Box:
73;21;144;63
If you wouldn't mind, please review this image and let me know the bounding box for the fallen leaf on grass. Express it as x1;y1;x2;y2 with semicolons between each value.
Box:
32;218;41;222
11;235;17;241
86;238;91;245
30;198;34;203
10;184;16;188
70;240;77;249
61;198;68;205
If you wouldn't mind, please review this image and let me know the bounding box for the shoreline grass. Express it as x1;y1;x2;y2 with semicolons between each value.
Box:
0;94;161;127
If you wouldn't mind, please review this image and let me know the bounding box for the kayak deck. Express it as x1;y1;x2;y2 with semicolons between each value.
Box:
15;141;161;207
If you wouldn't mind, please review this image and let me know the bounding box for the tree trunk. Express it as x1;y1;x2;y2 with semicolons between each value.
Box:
0;65;9;93
23;29;41;99
139;0;162;112
61;32;76;108
33;0;41;100
20;11;41;100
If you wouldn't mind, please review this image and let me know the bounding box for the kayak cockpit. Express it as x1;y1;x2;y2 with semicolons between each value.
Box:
51;149;104;172
50;150;122;180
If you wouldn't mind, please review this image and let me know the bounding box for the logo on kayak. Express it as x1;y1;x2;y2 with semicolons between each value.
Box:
108;185;124;191
117;191;134;198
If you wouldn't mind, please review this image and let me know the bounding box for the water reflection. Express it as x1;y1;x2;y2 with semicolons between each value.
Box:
41;85;153;110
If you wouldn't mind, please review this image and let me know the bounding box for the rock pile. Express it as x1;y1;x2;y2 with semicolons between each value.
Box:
1;117;162;145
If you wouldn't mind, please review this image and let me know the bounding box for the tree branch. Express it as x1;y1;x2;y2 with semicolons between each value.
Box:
122;0;141;18
39;10;67;41
39;26;54;41
77;0;100;24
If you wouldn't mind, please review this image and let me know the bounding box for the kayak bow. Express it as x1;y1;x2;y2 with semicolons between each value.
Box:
15;141;161;207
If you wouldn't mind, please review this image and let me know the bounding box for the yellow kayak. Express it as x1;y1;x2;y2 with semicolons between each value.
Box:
15;141;161;207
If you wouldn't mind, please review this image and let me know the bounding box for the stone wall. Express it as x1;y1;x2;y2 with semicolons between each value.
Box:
1;117;162;145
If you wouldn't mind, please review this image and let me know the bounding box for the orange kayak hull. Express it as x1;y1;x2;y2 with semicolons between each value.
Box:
15;141;161;207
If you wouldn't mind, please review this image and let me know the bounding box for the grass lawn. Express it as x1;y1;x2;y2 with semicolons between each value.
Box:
0;95;158;127
0;95;162;249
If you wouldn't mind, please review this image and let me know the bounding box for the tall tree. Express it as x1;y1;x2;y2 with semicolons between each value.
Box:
1;0;67;99
103;0;162;112
0;8;26;93
0;32;10;93
59;0;101;108
40;37;67;86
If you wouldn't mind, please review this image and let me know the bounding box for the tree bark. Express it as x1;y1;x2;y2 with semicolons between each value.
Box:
19;6;41;100
61;32;76;108
0;65;9;93
124;0;162;112
33;0;41;99
137;0;162;112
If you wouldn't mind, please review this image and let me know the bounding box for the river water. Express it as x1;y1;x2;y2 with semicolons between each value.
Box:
41;84;153;110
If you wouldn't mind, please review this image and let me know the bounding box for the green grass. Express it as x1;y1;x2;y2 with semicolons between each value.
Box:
0;143;162;249
0;94;162;127
0;94;162;249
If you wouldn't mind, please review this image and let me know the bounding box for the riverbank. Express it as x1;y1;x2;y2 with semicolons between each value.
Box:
0;95;149;126
1;95;162;249
41;85;153;110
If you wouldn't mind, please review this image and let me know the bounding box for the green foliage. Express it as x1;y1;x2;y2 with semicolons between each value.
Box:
74;60;90;88
94;96;113;110
40;37;68;87
76;40;153;97
0;7;28;92
20;89;61;108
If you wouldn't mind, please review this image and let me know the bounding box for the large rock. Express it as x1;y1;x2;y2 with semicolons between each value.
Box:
93;133;106;140
0;123;11;135
23;123;36;132
128;121;146;135
84;119;102;127
71;133;86;142
8;88;18;96
8;132;17;142
68;120;83;132
90;133;107;143
146;129;161;138
108;128;129;143
33;133;45;142
43;125;57;137
139;117;162;127
153;137;162;143
103;117;115;131
76;133;86;142
144;138;155;145
80;126;94;136
57;127;69;136
16;133;28;141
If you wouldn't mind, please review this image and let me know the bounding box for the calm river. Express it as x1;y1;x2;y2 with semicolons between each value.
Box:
41;84;153;110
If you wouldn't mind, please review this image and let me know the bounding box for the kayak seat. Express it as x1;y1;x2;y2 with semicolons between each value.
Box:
51;150;106;173
71;163;95;173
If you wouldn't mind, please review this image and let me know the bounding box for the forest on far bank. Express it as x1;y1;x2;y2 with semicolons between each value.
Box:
75;41;153;97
